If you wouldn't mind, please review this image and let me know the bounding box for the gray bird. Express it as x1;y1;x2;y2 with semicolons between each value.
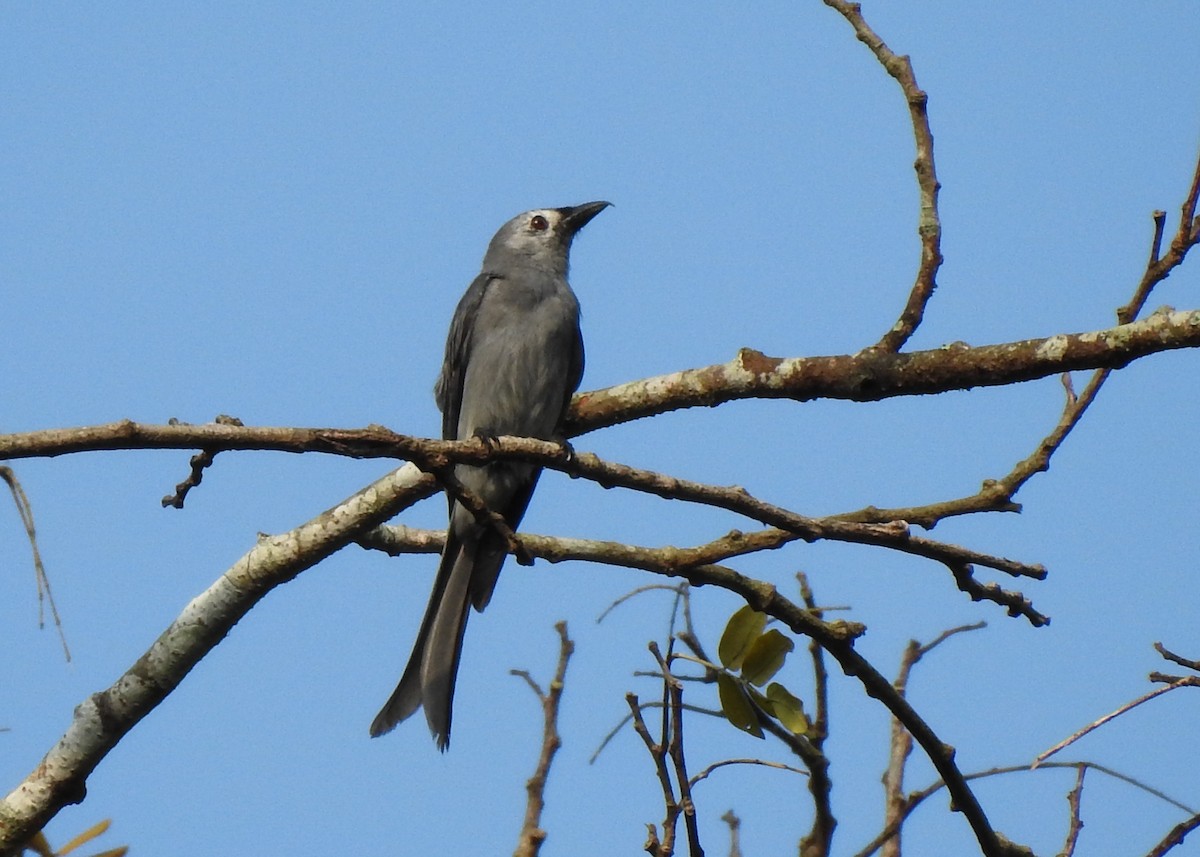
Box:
370;201;610;748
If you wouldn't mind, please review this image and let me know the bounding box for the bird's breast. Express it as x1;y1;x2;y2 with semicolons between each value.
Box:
456;284;580;441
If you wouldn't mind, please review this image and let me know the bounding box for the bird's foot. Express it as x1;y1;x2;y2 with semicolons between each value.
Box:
471;428;501;452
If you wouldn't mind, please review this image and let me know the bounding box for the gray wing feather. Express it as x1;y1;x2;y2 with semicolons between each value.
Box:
435;272;497;443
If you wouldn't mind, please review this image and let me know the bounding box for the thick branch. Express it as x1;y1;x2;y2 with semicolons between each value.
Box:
0;463;431;855
3;312;1198;463
567;309;1200;435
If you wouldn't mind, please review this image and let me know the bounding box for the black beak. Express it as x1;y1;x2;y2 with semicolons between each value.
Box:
558;200;611;236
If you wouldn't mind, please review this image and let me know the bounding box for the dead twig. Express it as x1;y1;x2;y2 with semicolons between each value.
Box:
512;622;574;857
1;465;69;661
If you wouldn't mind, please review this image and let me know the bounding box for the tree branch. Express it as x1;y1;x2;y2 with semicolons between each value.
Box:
566;308;1200;436
4;312;1199;464
0;463;432;855
512;622;574;857
822;0;943;353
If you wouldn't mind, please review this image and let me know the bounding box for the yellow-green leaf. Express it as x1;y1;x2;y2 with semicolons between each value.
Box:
766;682;810;735
27;832;54;857
741;629;794;686
718;606;768;670
717;673;764;739
56;819;111;856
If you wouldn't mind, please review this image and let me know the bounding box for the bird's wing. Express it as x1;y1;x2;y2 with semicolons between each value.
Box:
564;320;585;419
434;272;499;442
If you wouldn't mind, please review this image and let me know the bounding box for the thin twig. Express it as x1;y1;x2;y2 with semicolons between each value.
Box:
882;622;986;857
627;692;679;857
160;415;243;508
652;644;704;857
851;760;1195;857
689;758;808;788
796;572;835;857
720;811;742;857
1153;642;1200;672
1033;678;1200;767
597;584;688;624
1;466;70;661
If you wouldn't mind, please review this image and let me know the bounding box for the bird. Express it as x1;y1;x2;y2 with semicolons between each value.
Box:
370;201;610;749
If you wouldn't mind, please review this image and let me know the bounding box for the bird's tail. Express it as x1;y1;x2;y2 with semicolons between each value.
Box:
369;529;474;749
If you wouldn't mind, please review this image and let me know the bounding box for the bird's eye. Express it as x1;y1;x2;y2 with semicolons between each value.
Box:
530;215;549;231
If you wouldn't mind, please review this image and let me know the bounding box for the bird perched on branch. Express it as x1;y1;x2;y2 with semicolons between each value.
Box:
371;201;610;749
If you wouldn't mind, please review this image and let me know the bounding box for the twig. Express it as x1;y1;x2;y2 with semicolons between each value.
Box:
689;758;808;788
513;622;574;857
851;760;1195;857
368;509;1043;627
160;415;243;508
720;811;742;857
822;0;943;353
1;466;70;661
882;623;986;857
1;311;1197;467
796;572;836;857
627;692;679;857
1143;812;1200;857
651;644;704;857
1153;642;1200;672
161;449;218;508
1033;678;1200;767
591;701;720;766
950;566;1048;626
1118;135;1200;323
596;584;688;624
1057;764;1086;857
430;463;532;565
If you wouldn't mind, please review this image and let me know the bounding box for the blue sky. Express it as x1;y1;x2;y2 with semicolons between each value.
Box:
3;3;1200;855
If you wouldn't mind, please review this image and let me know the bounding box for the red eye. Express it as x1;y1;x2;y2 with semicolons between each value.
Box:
530;215;549;231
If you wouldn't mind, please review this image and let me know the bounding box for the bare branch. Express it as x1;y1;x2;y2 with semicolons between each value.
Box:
852;760;1195;857
720;811;742;857
513;622;575;857
688;758;808;788
1153;642;1200;673
882;623;986;857
1033;678;1200;768
822;0;943;352
160;415;244;508
1;466;69;661
652;644;703;857
796;572;836;857
626;692;679;857
1118;140;1200;324
1058;764;1086;857
1143;812;1200;857
0;462;432;852
567;310;1200;437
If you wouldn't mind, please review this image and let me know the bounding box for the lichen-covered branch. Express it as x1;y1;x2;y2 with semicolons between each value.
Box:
0;463;431;855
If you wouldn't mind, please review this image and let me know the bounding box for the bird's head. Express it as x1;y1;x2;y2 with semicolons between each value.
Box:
483;201;611;275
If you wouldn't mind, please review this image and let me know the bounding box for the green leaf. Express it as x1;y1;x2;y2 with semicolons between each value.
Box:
718;606;768;670
717;673;764;738
746;684;775;717
766;682;810;735
741;629;794;686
